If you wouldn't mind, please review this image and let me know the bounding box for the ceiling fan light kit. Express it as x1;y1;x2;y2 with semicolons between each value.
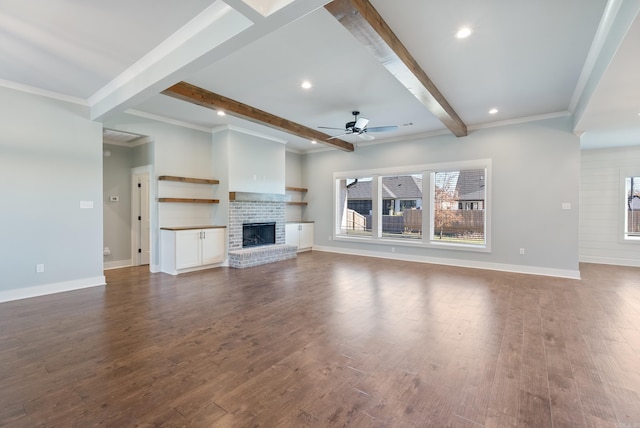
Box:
320;110;399;141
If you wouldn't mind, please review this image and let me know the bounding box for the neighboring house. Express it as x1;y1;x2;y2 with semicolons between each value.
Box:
455;169;486;211
630;195;640;210
347;176;423;215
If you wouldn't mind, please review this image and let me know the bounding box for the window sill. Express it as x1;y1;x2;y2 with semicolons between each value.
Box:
334;234;490;253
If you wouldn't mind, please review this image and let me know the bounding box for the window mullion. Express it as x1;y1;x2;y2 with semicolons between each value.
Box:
372;175;382;239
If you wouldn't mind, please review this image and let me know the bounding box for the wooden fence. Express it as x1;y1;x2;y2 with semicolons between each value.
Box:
345;208;485;237
629;211;640;233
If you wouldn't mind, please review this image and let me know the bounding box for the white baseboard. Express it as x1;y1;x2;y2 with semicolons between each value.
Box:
0;276;106;303
579;255;640;267
104;259;132;270
313;245;581;279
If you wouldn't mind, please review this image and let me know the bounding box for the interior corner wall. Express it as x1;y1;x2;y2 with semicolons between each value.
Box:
580;145;640;266
0;87;104;301
103;143;134;266
304;116;581;277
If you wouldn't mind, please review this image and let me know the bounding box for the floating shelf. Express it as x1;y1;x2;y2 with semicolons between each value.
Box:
159;175;219;185
286;186;308;192
287;201;308;206
158;198;219;204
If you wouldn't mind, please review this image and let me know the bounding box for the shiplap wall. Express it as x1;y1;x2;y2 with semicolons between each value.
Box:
580;145;640;266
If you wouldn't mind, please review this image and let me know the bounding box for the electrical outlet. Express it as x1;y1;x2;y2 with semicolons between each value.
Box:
391;247;396;253
519;248;525;255
36;264;45;273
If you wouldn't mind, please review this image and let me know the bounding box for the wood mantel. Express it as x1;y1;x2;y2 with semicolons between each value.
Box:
229;192;290;203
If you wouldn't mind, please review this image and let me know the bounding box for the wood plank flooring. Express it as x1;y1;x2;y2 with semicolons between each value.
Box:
1;252;640;427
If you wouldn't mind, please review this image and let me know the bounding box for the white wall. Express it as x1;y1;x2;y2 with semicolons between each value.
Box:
580;145;640;266
305;116;581;278
227;130;285;194
0;87;104;301
285;151;305;222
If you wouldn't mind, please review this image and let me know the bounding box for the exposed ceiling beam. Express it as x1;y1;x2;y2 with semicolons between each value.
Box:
162;81;355;152
325;0;467;137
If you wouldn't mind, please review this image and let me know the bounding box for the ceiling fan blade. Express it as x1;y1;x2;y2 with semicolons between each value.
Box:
358;133;375;141
327;132;350;140
354;117;369;130
318;126;346;131
365;125;398;133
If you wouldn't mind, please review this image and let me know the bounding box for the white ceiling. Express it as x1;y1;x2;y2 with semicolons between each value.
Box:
1;0;638;153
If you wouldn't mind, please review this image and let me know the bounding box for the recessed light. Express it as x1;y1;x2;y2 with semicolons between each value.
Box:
456;27;472;39
311;140;317;144
217;110;226;116
301;81;312;89
489;108;498;115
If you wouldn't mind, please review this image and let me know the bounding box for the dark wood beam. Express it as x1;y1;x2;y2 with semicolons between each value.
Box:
325;0;467;137
162;82;355;152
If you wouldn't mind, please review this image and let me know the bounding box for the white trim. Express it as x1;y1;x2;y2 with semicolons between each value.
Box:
467;111;571;131
349;112;571;148
88;1;238;106
104;260;133;270
580;255;640;268
214;124;289;144
314;245;581;280
0;78;88;105
0;276;106;303
125;109;212;133
569;0;624;112
103;137;152;148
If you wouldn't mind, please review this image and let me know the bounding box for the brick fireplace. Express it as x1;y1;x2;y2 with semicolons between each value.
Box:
228;192;297;268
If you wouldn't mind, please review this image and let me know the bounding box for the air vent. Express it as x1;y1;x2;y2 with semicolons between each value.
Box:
103;128;148;146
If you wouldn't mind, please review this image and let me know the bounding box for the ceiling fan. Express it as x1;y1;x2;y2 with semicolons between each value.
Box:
319;111;398;141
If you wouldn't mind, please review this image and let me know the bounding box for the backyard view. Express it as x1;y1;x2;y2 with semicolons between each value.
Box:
626;176;640;238
338;169;486;245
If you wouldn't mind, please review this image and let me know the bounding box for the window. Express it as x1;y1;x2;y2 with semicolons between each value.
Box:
337;176;373;237
431;169;486;245
625;175;640;240
380;174;423;240
334;160;490;251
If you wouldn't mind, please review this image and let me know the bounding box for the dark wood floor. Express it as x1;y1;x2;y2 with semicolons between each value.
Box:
1;252;640;427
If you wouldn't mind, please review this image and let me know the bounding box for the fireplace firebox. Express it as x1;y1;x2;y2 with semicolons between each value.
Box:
243;222;276;248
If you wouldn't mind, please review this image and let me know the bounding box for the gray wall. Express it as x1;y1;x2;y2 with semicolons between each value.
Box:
304;116;581;277
580;145;640;266
0;87;104;298
103;143;133;265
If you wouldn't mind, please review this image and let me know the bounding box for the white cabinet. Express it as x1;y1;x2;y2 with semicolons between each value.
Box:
161;227;225;275
286;222;314;251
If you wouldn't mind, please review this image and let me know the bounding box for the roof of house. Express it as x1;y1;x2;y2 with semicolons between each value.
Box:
456;169;486;201
347;176;423;200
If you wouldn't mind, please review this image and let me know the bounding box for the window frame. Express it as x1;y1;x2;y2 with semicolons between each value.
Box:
333;159;491;252
621;168;640;243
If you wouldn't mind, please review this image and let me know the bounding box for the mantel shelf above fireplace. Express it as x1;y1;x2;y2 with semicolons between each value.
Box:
229;192;290;203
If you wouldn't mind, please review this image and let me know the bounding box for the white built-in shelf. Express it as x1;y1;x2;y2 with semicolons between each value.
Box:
286;186;308;206
158;176;220;204
158;198;219;204
158;175;219;185
285;186;308;192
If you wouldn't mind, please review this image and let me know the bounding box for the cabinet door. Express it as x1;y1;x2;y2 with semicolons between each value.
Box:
285;223;299;248
175;230;202;269
201;229;225;265
299;223;314;249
